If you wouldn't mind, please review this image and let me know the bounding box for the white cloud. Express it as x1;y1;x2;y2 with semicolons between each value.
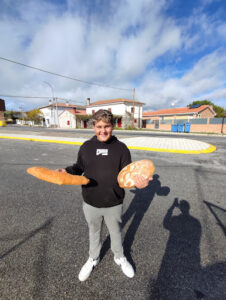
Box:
0;0;225;111
139;49;226;110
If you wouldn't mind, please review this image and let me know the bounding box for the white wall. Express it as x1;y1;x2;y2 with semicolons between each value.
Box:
40;107;54;126
86;103;143;119
16;119;34;126
58;110;76;128
40;106;65;126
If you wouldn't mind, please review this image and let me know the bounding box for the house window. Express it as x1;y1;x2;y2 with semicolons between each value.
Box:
92;110;95;115
134;119;137;123
67;120;70;125
131;107;134;113
108;108;112;112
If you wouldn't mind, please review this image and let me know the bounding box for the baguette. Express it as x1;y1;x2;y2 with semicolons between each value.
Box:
117;159;155;188
27;167;90;185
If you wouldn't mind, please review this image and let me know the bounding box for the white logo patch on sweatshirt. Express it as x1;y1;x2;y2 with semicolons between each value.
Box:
96;149;108;156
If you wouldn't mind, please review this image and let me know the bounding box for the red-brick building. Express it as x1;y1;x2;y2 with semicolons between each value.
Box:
142;105;226;134
0;99;6;121
143;105;216;122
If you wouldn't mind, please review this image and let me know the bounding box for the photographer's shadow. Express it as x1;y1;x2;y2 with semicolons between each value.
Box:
148;198;202;300
100;174;170;266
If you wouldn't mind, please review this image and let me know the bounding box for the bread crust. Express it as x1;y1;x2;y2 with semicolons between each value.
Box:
117;159;155;188
27;167;90;185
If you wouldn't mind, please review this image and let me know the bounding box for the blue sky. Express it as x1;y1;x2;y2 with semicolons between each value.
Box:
0;0;225;111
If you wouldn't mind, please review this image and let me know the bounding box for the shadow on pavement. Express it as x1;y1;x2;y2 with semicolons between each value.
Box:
147;199;226;300
32;217;54;300
203;200;226;236
0;217;54;260
148;198;202;300
100;174;170;268
0;217;54;300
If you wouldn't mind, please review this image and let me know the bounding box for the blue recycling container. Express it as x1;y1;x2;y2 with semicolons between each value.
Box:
171;124;178;132
177;123;184;133
184;123;191;133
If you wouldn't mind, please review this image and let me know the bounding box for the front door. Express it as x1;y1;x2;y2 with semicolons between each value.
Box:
117;118;122;128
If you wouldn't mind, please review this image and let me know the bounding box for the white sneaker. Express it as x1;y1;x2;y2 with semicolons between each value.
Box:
78;257;100;281
114;256;135;278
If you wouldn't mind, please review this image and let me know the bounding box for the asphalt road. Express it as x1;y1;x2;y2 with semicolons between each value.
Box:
0;129;225;300
2;124;226;142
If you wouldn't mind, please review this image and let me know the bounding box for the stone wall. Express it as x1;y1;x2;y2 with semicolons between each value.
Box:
199;108;215;118
122;113;135;128
0;111;5;121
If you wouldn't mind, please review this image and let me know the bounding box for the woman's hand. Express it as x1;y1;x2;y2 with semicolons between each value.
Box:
135;175;153;189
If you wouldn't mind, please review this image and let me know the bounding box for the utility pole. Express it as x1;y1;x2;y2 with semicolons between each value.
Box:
133;87;135;127
55;97;59;127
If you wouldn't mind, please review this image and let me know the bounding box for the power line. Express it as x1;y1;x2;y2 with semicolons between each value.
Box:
0;95;50;99
0;94;84;104
0;56;132;91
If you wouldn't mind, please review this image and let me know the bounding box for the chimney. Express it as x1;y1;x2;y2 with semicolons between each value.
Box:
87;98;90;106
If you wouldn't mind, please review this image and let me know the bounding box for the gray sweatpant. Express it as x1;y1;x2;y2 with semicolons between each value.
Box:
82;202;124;260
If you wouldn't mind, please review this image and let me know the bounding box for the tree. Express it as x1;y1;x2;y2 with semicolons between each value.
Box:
26;109;43;124
4;110;21;122
4;111;14;120
187;100;225;118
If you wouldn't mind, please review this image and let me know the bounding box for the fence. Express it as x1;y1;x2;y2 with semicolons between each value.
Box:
209;118;225;124
190;118;208;124
160;120;173;124
144;117;226;134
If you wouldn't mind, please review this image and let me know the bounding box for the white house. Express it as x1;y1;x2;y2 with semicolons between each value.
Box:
39;98;145;129
86;98;145;128
39;101;85;127
58;108;86;128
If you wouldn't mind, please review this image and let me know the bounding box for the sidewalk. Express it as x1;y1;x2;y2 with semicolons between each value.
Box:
0;132;216;154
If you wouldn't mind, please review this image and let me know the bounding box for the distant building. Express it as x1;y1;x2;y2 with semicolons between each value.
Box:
0;99;6;121
39;101;86;127
58;108;87;128
86;98;145;128
39;98;145;129
143;105;216;128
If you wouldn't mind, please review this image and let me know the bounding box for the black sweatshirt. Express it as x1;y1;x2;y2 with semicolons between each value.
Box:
66;135;131;208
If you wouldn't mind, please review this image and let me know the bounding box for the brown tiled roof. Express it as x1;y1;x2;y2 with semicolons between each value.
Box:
67;109;86;115
39;102;85;109
143;105;215;116
87;98;145;106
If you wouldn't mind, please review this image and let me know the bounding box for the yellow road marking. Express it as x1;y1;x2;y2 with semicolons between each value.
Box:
0;136;83;145
128;144;216;154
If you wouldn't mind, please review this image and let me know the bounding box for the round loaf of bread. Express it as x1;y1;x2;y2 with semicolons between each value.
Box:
117;159;155;188
27;167;90;185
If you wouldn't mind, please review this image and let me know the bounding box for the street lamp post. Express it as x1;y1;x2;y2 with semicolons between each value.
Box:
43;81;58;127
